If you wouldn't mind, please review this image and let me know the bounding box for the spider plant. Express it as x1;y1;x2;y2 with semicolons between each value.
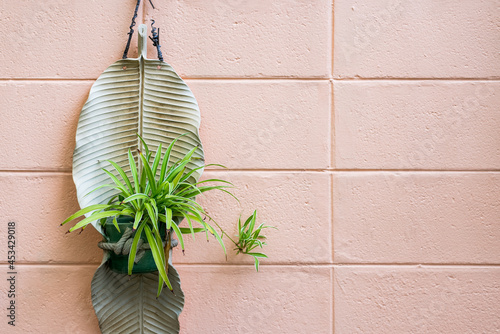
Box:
219;210;275;271
61;135;233;295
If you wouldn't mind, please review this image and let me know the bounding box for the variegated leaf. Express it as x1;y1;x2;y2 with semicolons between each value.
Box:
72;24;204;233
91;262;184;334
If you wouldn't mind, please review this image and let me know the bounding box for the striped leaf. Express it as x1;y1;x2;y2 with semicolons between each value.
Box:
91;261;184;334
72;24;204;233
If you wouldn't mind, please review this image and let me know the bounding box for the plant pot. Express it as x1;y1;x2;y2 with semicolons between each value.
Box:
103;216;166;274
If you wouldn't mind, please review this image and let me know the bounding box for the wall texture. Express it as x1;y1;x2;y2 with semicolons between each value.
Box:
0;0;499;333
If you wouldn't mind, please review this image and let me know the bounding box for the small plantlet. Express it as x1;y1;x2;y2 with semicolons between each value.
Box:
220;211;275;271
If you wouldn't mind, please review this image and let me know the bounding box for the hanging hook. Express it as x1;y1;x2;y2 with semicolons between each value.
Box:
122;0;156;60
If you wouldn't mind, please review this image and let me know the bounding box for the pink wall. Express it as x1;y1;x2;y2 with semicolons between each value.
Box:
1;0;499;333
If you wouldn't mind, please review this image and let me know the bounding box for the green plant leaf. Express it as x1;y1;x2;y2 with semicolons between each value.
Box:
159;135;185;182
133;210;144;230
179;227;205;234
138;134;151;160
177;185;235;201
112;216;120;233
107;160;134;194
170;221;185;251
144;225;172;293
171;167;186;190
129;149;140;194
69;210;122;232
128;223;146;275
246;252;268;258
122;193;149;203
254;257;260;272
151;143;163;178
181;212;196;240
139;150;157;194
211;228;227;256
164;208;172;229
61;204;111;225
144;202;158;232
167;147;197;183
248;210;257;235
230;211;274;272
102;168;131;197
119;208;135;217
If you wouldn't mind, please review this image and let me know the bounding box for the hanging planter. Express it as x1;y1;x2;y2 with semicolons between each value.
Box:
66;133;231;292
61;1;274;333
101;216;166;274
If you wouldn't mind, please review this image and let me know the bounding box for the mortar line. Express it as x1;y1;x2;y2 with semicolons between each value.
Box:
2;168;500;174
328;169;500;172
332;77;500;81
330;81;335;170
4;262;500;268
0;77;331;82
0;78;96;82
330;0;335;80
1;77;499;82
330;1;335;332
332;263;500;267
330;266;335;334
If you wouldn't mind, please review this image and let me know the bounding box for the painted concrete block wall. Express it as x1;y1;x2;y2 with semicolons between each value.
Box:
0;1;498;333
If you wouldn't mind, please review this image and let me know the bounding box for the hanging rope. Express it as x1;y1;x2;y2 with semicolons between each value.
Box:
122;0;141;59
149;20;164;62
98;227;178;263
122;0;157;59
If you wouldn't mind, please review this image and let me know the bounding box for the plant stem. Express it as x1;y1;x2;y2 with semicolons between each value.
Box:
211;219;240;249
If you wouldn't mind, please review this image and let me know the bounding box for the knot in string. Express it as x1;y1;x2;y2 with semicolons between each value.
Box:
149;20;164;62
98;227;178;263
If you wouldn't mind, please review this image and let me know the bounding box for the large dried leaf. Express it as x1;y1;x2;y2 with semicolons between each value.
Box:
72;25;204;233
91;262;184;334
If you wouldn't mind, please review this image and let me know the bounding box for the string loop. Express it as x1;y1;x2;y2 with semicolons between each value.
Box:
149;19;164;62
122;0;157;59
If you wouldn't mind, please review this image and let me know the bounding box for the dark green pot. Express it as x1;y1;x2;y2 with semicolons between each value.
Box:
103;216;166;274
